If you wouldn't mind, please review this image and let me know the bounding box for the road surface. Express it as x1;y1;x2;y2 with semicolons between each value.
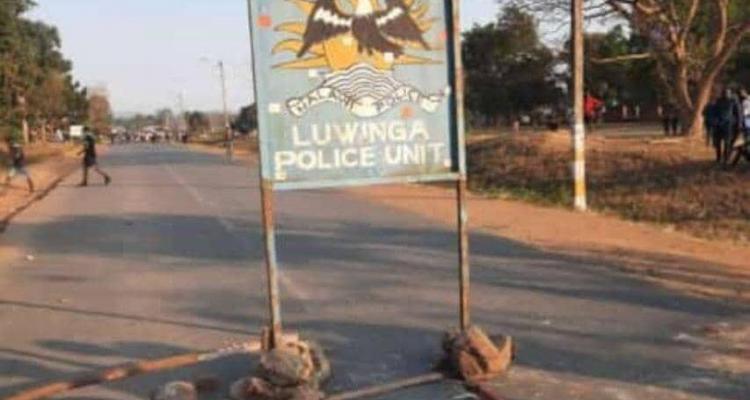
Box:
0;145;747;399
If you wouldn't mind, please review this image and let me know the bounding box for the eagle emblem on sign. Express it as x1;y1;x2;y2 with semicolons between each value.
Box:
270;0;447;118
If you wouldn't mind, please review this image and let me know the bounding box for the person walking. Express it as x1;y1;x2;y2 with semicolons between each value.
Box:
584;92;603;132
2;136;34;194
78;132;111;187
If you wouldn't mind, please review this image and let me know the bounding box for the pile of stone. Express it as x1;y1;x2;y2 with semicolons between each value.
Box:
230;334;330;400
150;377;220;400
150;332;329;400
442;326;514;383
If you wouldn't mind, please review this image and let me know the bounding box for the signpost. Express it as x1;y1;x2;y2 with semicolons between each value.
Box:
248;0;469;349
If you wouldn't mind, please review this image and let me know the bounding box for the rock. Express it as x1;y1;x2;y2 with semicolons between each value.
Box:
229;377;251;400
230;377;272;400
259;349;310;387
193;375;221;393
150;381;197;400
232;337;329;400
444;326;514;383
229;377;324;400
306;341;331;384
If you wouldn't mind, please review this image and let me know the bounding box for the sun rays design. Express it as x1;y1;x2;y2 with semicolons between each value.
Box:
272;0;441;71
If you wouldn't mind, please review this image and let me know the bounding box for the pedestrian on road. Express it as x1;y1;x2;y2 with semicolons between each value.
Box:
78;132;111;187
2;136;34;194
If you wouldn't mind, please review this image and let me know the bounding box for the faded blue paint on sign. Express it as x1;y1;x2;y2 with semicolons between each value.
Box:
249;0;461;190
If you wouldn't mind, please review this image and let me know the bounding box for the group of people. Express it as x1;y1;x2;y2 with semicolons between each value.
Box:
704;87;750;165
2;131;111;195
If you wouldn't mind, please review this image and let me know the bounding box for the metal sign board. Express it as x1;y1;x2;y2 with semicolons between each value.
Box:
248;0;465;190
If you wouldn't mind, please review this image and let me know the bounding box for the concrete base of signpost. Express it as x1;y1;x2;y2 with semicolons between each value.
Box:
442;326;514;384
229;329;331;400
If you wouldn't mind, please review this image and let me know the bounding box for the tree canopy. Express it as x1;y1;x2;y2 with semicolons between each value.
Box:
0;0;88;142
509;0;750;136
463;6;561;127
232;104;258;135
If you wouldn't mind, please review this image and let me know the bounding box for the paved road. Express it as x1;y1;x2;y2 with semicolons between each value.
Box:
0;145;747;400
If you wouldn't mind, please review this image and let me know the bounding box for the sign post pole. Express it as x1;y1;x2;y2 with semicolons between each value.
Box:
457;178;470;331
247;0;472;343
260;179;282;349
448;0;471;332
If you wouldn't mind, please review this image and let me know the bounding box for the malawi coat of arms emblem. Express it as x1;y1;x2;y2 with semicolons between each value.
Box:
272;0;447;118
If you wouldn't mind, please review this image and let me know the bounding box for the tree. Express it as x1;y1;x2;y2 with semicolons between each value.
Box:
0;0;87;142
185;111;210;136
233;104;258;135
510;0;750;137
725;41;750;89
463;6;560;127
582;26;662;111
88;93;112;136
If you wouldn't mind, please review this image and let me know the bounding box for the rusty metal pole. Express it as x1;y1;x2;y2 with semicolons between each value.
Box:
457;179;470;331
571;0;588;211
260;180;282;349
246;0;282;350
449;0;470;332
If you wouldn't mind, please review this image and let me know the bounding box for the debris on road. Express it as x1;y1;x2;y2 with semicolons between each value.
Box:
230;333;330;400
150;381;198;400
443;326;514;383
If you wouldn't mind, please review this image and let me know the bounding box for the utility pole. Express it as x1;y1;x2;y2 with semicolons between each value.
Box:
571;0;587;211
18;95;29;144
218;61;233;161
177;92;186;142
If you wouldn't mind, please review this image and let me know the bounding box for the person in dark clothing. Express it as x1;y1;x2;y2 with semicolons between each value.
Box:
712;88;743;165
2;138;34;194
731;88;750;165
703;97;718;147
79;132;111;187
662;102;680;136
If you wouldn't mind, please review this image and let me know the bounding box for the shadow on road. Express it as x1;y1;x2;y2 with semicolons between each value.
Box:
1;209;748;398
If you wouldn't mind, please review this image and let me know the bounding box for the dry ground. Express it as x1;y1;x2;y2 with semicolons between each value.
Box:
468;132;750;244
0;143;79;233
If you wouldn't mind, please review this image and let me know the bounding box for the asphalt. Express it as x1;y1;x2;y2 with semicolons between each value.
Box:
0;144;747;400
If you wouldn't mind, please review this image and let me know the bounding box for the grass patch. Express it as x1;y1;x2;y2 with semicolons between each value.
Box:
467;133;750;243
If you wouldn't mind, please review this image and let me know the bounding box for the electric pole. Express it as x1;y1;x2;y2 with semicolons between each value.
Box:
218;61;233;161
571;0;587;211
178;92;186;143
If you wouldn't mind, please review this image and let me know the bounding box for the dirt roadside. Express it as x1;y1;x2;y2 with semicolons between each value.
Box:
347;182;750;303
0;143;81;259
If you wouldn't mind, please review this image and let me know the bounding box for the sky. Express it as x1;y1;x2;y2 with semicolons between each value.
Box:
30;0;499;116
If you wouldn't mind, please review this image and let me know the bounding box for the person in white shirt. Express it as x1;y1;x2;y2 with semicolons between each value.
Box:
740;88;750;140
